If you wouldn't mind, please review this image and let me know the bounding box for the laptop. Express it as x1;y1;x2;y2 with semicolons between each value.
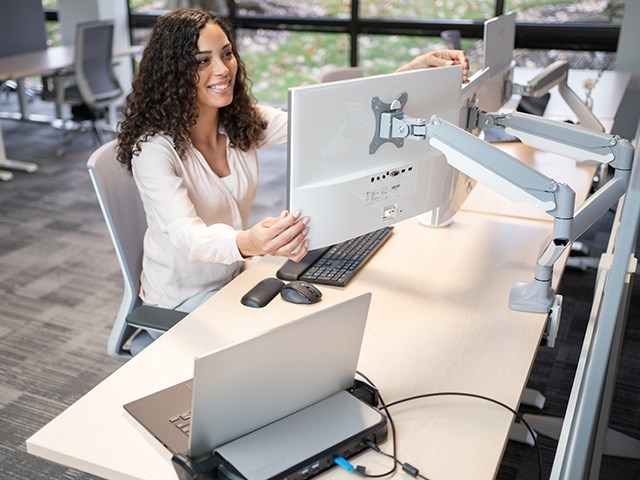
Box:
124;293;381;463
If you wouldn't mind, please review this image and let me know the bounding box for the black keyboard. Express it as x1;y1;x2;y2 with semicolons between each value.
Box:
276;227;393;287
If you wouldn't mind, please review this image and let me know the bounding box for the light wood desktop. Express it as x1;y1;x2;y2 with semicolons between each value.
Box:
27;210;568;480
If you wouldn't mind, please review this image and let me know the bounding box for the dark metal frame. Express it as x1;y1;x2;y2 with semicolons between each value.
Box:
45;2;622;67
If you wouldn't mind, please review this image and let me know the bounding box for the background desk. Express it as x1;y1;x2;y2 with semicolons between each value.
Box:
511;67;631;128
0;44;141;180
27;209;574;480
0;47;78;179
0;45;141;119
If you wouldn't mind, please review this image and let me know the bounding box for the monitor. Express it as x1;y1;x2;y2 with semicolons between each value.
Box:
415;12;517;227
287;66;462;249
476;11;516;113
414;68;491;228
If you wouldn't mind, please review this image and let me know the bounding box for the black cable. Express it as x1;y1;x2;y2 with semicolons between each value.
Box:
384;392;543;480
355;370;398;478
354;371;432;480
354;372;543;480
364;440;430;480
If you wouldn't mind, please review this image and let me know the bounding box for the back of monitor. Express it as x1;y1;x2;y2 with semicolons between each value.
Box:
288;67;461;248
477;11;516;112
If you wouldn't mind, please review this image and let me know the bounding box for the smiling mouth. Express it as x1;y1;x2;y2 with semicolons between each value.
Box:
208;81;231;93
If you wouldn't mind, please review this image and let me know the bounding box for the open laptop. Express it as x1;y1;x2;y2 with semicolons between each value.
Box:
124;293;383;466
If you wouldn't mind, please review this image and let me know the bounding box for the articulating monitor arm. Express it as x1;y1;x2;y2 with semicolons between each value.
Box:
426;114;633;318
468;107;626;167
467;104;635;246
426;115;573;315
370;94;634;347
511;60;605;133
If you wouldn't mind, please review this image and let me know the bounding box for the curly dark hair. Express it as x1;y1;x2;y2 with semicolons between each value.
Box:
116;8;267;170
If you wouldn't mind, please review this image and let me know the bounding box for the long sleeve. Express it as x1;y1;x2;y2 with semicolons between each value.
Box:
130;107;288;308
132;139;244;265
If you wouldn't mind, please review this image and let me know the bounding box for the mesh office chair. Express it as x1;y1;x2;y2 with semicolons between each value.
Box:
44;20;124;158
87;140;186;361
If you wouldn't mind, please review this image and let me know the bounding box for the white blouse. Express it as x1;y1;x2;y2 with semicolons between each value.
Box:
131;105;288;308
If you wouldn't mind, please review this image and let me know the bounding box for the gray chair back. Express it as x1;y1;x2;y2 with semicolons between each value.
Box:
87;140;146;360
440;29;462;50
319;66;364;83
74;20;123;109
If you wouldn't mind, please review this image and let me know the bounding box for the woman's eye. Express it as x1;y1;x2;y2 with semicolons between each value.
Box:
197;57;209;66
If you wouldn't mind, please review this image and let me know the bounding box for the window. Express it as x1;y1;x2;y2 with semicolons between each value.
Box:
235;0;350;17
122;0;624;105
238;29;349;105
129;0;228;15
505;0;624;24
359;0;493;20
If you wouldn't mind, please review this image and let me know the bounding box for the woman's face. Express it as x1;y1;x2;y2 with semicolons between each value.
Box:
195;22;238;113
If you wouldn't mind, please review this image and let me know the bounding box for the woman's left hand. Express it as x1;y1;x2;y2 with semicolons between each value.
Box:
396;49;470;83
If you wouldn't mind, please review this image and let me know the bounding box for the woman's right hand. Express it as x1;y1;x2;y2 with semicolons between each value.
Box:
236;210;309;261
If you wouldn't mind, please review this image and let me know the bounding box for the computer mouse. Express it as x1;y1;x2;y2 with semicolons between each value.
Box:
280;281;322;304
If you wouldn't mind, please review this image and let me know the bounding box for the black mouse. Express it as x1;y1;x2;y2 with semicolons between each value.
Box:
280;281;322;304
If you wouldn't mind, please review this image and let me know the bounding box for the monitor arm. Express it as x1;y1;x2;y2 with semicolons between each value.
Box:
511;60;605;133
370;95;634;346
468;107;624;167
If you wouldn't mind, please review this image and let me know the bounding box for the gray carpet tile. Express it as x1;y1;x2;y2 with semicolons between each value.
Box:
1;93;639;479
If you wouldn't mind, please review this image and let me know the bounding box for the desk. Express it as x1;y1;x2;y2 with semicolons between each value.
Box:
0;45;141;180
0;48;76;178
27;209;573;480
24;68;612;478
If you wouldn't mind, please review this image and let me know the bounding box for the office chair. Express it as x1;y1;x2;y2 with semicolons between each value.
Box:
440;29;462;50
319;66;364;83
44;20;124;158
87;140;187;361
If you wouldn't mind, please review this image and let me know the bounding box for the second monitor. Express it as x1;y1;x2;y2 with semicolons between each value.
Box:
287;66;463;249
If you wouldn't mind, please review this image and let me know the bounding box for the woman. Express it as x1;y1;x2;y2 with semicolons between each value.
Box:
116;9;468;325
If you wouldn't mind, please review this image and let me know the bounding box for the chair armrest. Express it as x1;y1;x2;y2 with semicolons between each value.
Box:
126;305;188;332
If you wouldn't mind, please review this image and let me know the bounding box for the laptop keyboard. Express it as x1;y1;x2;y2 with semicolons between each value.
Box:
170;410;192;436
